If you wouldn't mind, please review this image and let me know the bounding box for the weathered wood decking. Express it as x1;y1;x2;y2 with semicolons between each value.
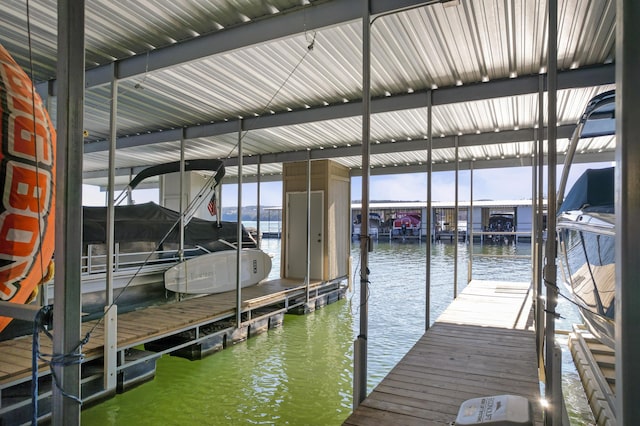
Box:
0;278;327;388
344;279;542;426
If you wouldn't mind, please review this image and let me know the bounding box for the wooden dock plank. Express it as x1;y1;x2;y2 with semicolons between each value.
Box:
0;278;335;388
343;279;542;426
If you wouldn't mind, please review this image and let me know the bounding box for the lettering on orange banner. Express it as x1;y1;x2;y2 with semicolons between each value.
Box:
0;44;56;332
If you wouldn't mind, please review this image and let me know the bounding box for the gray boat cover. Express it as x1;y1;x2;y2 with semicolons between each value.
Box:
83;202;256;251
558;167;614;214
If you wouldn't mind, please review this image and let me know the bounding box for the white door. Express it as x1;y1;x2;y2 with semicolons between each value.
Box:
285;191;323;280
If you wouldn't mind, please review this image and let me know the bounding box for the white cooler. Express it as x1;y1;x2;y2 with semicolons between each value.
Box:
455;394;533;426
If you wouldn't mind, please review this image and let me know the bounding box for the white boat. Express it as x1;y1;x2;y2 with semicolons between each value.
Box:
164;248;272;294
557;167;615;348
556;90;616;349
18;161;261;337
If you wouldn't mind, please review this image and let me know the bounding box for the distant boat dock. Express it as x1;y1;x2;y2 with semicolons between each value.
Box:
351;200;546;243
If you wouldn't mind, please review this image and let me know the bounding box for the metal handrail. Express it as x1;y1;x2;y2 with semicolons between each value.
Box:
81;243;205;275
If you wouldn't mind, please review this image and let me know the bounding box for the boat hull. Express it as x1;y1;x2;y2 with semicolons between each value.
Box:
557;210;615;348
164;249;272;294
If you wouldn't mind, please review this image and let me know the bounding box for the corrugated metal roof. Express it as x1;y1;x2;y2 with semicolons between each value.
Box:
0;0;617;186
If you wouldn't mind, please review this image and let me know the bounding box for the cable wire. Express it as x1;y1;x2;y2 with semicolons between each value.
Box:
224;32;316;159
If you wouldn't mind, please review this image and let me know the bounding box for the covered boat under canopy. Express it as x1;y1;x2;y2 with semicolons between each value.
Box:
83;202;256;254
558;167;614;214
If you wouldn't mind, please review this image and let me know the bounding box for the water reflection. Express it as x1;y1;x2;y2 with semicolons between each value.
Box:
83;239;593;425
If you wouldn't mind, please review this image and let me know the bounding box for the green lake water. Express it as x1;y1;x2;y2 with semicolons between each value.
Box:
82;236;594;425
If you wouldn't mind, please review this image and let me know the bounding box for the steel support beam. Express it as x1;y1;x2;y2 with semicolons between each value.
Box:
82;65;613;154
353;0;371;408
544;0;560;423
52;0;84;424
38;0;437;94
103;63;118;393
235;120;244;327
615;0;640;424
425;90;433;330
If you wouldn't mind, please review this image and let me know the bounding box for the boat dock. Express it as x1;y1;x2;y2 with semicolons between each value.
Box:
0;278;347;424
344;279;542;426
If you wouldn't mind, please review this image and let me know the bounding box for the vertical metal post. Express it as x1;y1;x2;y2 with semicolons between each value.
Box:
544;0;559;423
468;160;473;284
551;343;564;425
104;65;118;392
127;169;133;205
235;120;243;327
531;130;537;284
256;158;261;248
425;90;432;331
305;153;311;304
454;135;459;298
53;1;84;423
179;134;185;261
354;0;371;408
536;75;546;378
615;1;640;423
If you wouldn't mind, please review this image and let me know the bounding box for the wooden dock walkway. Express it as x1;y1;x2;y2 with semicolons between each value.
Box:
344;279;542;426
0;277;346;423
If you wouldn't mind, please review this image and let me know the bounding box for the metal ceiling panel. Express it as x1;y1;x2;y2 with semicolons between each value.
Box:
0;0;618;189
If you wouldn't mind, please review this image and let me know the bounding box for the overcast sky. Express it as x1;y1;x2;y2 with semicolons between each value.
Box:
83;161;612;207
